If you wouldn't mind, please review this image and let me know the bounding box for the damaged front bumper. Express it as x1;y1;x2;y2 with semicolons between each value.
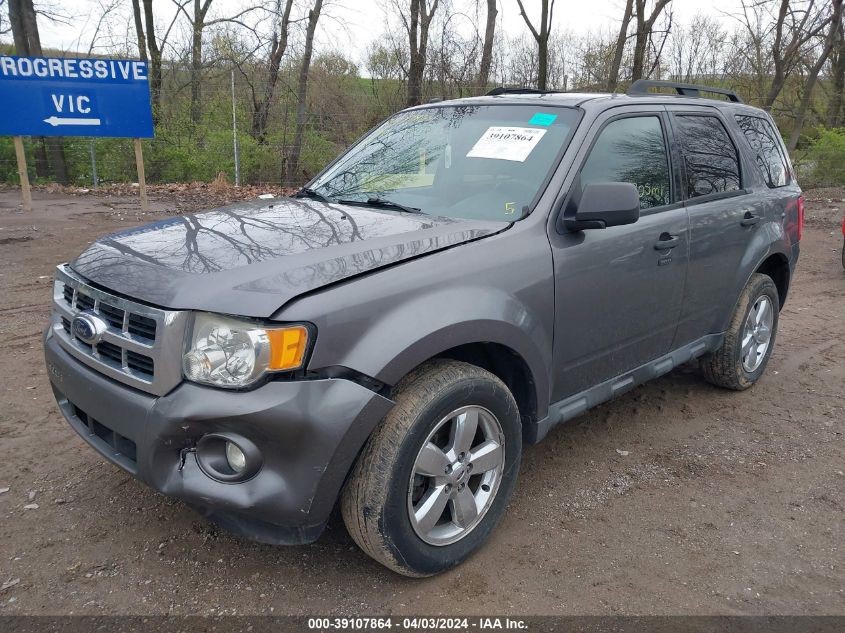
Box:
44;330;394;544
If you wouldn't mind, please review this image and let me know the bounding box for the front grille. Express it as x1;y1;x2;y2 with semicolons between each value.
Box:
61;284;157;342
51;264;188;396
76;292;95;311
96;340;123;364
127;350;154;375
128;313;156;340
97;302;125;330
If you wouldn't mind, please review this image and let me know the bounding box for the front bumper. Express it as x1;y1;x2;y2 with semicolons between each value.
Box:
44;330;394;544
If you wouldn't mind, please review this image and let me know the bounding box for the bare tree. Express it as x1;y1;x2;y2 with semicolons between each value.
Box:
131;0;147;61
366;42;409;116
668;13;726;83
607;0;634;91
140;0;164;123
515;0;555;90
251;0;295;143
170;0;260;126
749;0;834;109
631;0;673;82
284;0;324;186
403;0;440;106
476;0;497;93
787;0;844;152
189;0;214;125
827;17;845;126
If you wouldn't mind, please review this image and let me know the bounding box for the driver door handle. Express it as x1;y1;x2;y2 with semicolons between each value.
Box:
741;211;760;227
654;233;680;250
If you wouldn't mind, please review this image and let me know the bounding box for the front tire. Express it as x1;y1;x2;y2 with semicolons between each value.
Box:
341;359;521;577
700;273;779;390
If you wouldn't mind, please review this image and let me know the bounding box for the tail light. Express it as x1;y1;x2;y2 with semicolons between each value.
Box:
797;196;804;242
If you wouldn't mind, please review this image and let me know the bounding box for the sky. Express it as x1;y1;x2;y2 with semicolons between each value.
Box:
35;0;744;68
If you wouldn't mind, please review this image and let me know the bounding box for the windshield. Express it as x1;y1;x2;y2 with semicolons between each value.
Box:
308;105;579;221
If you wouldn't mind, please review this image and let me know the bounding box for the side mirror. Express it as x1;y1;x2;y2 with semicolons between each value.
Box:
563;182;640;231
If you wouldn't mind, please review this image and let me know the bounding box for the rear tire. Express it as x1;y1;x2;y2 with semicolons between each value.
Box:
341;359;521;577
700;273;779;390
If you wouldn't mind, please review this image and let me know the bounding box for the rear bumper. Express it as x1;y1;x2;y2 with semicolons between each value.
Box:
44;330;394;544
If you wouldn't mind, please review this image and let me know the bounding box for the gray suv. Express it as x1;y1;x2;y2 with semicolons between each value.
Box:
44;81;803;576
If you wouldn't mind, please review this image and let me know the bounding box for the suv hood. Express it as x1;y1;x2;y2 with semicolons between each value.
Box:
70;198;507;318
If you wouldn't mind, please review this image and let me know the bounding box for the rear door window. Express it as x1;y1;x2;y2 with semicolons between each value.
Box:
735;115;789;187
580;115;671;209
673;115;741;199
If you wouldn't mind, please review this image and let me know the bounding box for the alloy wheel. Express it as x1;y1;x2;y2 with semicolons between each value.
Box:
407;406;505;546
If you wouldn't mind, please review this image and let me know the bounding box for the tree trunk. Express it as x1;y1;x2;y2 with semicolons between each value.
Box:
539;0;550;90
476;0;497;93
406;0;422;107
516;0;554;90
827;22;845;127
190;0;213;126
787;0;844;153
8;0;28;53
284;0;323;187
11;0;66;182
631;0;671;83
537;34;548;90
131;0;148;61
607;0;634;91
405;0;439;107
142;0;162;123
763;0;790;110
251;0;295;143
631;31;647;81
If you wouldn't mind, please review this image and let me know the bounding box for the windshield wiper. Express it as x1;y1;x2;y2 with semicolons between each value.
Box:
337;196;422;214
294;187;333;203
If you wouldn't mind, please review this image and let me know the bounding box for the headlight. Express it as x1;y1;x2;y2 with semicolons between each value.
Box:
182;313;310;388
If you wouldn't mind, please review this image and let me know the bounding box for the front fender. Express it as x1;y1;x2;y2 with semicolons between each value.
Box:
371;290;549;408
277;230;555;422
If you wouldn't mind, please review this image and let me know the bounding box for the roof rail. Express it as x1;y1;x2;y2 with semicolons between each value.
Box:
628;79;743;103
486;87;559;96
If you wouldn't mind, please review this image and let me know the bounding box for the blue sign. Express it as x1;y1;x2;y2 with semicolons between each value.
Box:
0;56;154;138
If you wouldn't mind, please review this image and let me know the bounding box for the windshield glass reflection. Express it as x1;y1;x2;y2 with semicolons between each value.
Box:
310;105;578;221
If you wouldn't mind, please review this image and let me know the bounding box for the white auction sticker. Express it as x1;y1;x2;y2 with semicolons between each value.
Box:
466;126;547;162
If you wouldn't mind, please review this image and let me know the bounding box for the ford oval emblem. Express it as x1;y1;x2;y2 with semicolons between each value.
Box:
71;312;108;346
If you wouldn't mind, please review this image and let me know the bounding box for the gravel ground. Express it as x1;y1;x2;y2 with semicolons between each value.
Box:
0;187;842;616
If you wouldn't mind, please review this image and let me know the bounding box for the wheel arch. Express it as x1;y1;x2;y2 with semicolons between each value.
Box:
754;252;790;308
430;342;539;427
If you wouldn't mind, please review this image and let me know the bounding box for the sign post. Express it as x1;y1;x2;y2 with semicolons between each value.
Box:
13;136;32;212
133;138;148;212
0;55;155;211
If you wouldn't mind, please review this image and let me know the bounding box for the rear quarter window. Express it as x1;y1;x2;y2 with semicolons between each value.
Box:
735;115;789;188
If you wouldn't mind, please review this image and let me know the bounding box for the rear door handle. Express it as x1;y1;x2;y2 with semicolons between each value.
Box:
654;233;680;250
741;212;760;227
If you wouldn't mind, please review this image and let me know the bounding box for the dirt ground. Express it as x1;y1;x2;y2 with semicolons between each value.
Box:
0;186;842;616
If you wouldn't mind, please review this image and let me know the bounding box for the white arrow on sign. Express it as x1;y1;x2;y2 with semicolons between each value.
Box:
43;116;102;127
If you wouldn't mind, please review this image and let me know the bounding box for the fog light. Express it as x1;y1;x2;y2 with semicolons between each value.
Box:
225;441;246;473
195;433;262;482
